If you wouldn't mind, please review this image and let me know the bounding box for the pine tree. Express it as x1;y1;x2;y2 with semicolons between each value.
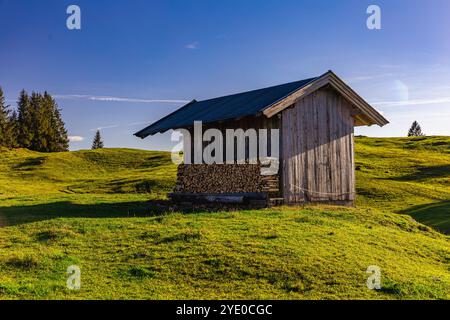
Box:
17;90;33;149
30;92;50;152
36;92;66;152
92;130;104;149
0;87;17;148
8;110;19;148
0;86;10;147
47;93;69;152
408;121;424;137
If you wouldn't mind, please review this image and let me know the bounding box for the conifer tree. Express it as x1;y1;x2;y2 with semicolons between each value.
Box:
0;86;12;147
0;87;19;148
47;92;69;152
92;130;104;149
17;90;33;148
30;92;50;152
0;88;9;147
15;90;68;152
8;110;19;148
408;121;424;137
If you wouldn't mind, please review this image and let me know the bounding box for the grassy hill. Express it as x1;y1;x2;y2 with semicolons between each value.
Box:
0;137;448;299
354;136;450;233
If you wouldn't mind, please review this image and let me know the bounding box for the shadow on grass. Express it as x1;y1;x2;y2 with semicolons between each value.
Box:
13;156;47;170
391;165;450;182
0;199;244;227
399;200;450;234
65;178;174;194
0;200;175;227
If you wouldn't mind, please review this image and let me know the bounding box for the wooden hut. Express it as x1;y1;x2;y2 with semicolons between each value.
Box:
135;71;388;206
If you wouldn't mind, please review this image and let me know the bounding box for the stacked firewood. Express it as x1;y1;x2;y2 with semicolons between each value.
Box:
174;164;278;194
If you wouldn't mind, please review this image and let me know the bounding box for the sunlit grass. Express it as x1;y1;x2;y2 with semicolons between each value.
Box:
0;137;449;299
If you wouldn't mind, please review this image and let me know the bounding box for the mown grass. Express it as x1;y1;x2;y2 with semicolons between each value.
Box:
0;137;449;299
0;207;448;299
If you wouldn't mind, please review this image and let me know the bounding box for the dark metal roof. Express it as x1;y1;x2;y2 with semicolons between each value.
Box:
135;76;318;138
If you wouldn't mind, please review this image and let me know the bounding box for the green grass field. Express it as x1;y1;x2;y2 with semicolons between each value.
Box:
0;137;449;299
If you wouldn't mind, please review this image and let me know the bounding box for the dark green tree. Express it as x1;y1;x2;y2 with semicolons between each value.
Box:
16;90;68;152
0;87;7;146
0;86;11;147
46;92;69;152
29;92;50;151
408;121;424;137
17;90;34;149
8;110;19;148
92;130;104;149
0;87;17;148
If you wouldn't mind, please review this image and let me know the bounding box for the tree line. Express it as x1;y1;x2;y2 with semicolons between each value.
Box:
0;86;69;152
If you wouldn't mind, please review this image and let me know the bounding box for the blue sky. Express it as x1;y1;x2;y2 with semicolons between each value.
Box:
1;0;449;150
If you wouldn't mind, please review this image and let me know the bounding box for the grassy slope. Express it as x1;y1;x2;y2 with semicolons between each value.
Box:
0;148;177;226
355;136;450;233
0;137;449;299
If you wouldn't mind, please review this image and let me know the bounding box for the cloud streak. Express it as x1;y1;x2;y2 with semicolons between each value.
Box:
90;121;150;132
345;73;395;84
54;94;189;104
371;97;450;108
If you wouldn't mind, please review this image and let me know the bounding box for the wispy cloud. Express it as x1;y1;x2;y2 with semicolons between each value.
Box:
185;41;199;49
68;136;84;142
90;124;121;131
346;73;395;84
371;97;450;108
54;94;189;104
90;121;149;132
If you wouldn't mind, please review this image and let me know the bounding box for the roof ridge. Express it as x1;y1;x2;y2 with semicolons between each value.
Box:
196;76;319;103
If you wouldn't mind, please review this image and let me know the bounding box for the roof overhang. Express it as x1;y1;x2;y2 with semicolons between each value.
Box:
262;70;389;127
134;99;198;138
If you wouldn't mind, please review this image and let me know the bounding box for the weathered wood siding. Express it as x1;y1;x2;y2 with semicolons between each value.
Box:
281;86;355;203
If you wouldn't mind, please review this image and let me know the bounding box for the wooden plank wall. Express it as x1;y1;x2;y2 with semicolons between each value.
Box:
281;86;355;203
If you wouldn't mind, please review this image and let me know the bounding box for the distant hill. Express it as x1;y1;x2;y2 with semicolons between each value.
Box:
0;147;177;197
0;137;448;299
